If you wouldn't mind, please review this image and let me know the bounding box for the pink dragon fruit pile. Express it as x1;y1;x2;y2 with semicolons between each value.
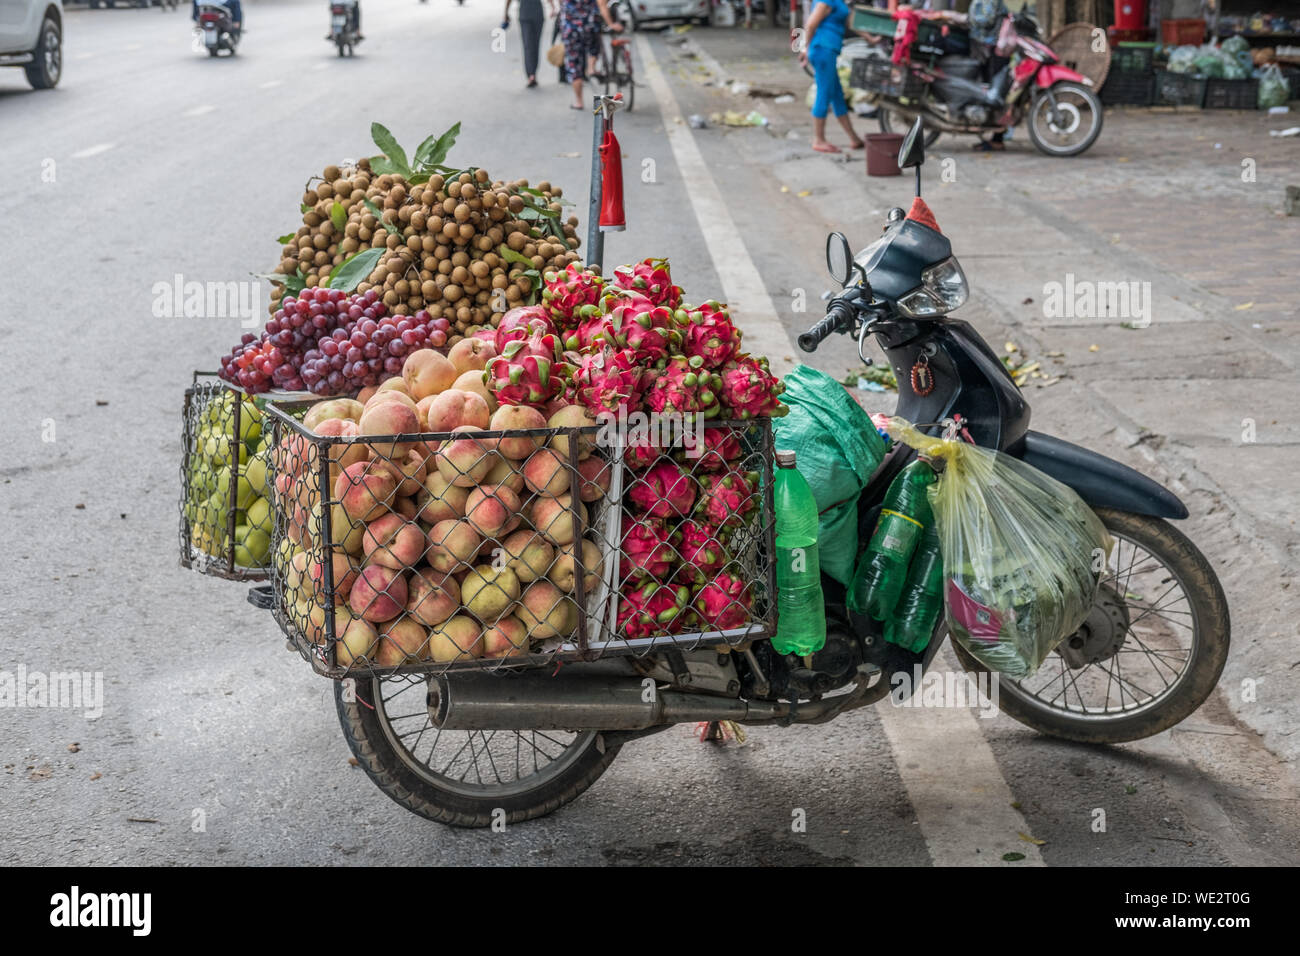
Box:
477;257;783;640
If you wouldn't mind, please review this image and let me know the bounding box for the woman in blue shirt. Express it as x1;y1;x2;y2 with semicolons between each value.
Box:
799;0;865;153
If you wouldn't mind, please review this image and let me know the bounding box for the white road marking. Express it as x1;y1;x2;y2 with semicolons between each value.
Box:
184;104;216;117
636;35;788;363
71;144;115;159
75;53;93;61
875;646;1046;866
125;44;142;52
312;62;329;71
259;79;283;89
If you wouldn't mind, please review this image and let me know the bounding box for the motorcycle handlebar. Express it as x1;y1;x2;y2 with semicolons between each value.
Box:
798;300;854;353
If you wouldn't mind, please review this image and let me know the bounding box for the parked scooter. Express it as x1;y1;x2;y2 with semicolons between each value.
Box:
194;2;240;56
864;10;1103;156
287;120;1227;827
328;0;362;56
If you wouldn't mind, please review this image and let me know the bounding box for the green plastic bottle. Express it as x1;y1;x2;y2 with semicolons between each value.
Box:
887;523;944;652
848;458;937;621
772;450;827;656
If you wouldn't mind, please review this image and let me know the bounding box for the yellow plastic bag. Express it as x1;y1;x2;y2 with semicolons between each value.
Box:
887;418;1113;679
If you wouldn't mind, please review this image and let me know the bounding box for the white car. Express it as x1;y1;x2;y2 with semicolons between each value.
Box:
0;0;63;89
625;0;710;31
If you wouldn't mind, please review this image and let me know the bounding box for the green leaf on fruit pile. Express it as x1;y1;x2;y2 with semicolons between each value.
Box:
330;202;347;233
328;247;385;292
363;199;402;236
300;203;314;214
284;269;308;295
370;122;411;177
522;269;542;306
276;232;296;245
497;244;535;268
414;122;462;171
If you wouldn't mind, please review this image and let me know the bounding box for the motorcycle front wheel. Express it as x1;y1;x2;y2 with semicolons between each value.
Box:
1026;81;1103;156
335;673;622;827
951;507;1230;744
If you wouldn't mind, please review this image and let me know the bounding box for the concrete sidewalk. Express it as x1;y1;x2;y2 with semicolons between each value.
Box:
653;24;1300;761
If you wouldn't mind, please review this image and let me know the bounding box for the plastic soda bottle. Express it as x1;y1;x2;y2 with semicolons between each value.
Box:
848;457;937;621
772;450;827;656
887;523;944;652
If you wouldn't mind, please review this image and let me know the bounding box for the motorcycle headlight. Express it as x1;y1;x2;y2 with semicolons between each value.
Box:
897;257;969;318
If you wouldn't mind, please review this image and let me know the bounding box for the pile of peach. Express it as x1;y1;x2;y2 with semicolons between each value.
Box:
275;344;609;668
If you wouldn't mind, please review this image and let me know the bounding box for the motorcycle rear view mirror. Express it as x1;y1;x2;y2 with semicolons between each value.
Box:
826;232;853;287
898;118;926;169
898;118;926;197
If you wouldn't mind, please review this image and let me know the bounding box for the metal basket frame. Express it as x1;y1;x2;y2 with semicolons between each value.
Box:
263;399;778;680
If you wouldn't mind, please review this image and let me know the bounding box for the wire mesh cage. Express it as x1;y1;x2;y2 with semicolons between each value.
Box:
262;398;777;679
179;373;278;581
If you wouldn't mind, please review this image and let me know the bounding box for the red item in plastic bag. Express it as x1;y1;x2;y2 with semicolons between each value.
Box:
599;129;626;232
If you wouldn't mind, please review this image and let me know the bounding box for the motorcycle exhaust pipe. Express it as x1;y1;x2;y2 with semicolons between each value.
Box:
428;673;785;731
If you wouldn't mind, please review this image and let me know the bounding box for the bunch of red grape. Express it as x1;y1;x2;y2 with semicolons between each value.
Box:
218;288;451;395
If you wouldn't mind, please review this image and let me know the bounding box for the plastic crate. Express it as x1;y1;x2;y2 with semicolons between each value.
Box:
1160;18;1205;46
1102;71;1156;105
849;57;926;100
260;398;778;678
1204;77;1259;109
852;6;896;37
1112;43;1155;74
1154;69;1207;107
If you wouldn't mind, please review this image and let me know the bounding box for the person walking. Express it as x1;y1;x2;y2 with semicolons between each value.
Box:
505;0;554;88
560;0;623;110
799;0;865;153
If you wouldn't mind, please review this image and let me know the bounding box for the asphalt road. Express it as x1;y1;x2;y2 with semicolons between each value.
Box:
1;1;1296;867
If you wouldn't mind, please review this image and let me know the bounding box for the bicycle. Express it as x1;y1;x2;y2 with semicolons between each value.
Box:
592;4;634;110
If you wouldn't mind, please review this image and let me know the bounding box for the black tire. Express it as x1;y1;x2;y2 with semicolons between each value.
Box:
1026;81;1103;157
878;107;941;147
950;508;1230;744
617;43;634;111
24;16;61;90
208;45;219;56
335;674;623;827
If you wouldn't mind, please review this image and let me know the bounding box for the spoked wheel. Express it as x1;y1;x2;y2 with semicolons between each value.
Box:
952;508;1230;744
336;674;622;827
614;41;634;111
1026;81;1103;157
878;107;941;147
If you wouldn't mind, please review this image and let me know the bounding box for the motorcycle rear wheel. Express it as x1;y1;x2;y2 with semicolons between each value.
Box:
950;508;1230;744
877;107;942;148
1026;81;1103;157
335;673;622;827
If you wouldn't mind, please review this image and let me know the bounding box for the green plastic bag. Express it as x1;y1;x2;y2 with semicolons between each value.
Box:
888;418;1113;679
1258;64;1290;109
772;366;886;585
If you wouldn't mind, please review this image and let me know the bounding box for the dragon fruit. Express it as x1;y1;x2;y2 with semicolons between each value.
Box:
612;258;683;310
498;327;563;364
673;520;728;582
620;515;675;580
694;571;752;631
570;348;645;416
617;581;691;639
682;301;742;369
624;433;663;469
718;355;787;419
598;292;680;364
696;469;758;529
564;307;610;352
494;306;554;356
645;357;722;417
690;427;742;472
485;352;567;407
542;264;606;328
628;462;697;519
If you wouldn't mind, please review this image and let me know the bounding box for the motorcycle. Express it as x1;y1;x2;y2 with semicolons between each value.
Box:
195;3;239;57
328;0;361;57
276;122;1226;827
864;10;1103;157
